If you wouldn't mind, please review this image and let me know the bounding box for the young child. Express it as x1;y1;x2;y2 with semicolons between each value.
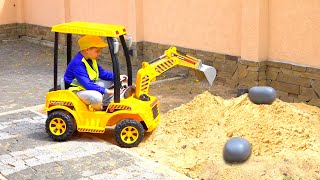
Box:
64;35;127;110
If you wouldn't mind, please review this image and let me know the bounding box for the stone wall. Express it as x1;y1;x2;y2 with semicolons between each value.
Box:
266;61;320;106
0;23;19;40
1;23;320;107
231;59;320;106
20;23;71;47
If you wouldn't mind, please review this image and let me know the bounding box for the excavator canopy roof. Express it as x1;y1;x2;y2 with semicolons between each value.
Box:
51;21;127;37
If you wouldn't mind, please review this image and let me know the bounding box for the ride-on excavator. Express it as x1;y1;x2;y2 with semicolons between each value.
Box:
45;22;216;147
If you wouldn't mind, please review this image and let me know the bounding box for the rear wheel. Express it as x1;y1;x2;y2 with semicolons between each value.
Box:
114;119;144;148
45;111;75;141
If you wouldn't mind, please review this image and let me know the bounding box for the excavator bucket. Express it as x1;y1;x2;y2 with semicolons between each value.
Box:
194;63;217;87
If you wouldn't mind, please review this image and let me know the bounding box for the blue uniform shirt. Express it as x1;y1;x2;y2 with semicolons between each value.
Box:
64;52;114;94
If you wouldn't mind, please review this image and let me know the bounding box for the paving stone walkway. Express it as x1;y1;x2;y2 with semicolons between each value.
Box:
0;110;189;180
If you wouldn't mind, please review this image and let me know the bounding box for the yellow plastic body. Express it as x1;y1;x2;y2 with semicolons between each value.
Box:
47;21;208;136
49;117;67;135
45;90;160;133
120;126;139;144
135;46;202;97
47;21;160;135
51;22;127;37
45;46;207;134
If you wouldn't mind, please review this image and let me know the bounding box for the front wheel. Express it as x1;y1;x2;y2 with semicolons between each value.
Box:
114;119;145;148
45;111;75;141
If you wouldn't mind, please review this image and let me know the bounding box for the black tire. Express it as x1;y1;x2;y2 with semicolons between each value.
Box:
45;111;75;141
114;119;145;148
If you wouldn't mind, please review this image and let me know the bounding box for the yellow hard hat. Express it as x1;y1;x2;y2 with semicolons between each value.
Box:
78;35;108;50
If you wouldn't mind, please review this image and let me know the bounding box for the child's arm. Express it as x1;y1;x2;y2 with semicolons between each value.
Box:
98;64;114;81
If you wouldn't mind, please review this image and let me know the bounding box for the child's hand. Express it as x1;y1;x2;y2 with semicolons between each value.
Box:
120;75;128;82
105;88;114;95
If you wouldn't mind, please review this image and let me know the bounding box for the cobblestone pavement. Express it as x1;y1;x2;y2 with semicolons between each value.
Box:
0;40;66;113
0;110;189;180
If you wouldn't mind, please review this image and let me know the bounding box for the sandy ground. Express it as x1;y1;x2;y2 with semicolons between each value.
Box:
129;91;320;180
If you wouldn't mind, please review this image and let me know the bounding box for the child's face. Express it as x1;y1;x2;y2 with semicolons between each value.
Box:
86;47;102;59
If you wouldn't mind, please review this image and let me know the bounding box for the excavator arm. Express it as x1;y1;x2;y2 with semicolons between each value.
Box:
135;47;217;98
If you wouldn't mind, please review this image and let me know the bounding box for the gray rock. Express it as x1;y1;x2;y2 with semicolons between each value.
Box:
249;86;277;105
223;137;252;163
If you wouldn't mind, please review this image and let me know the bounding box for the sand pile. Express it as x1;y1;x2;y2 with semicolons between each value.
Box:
223;95;319;156
130;92;320;179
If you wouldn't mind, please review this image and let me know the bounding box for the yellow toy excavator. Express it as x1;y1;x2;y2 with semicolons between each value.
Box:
45;22;216;147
